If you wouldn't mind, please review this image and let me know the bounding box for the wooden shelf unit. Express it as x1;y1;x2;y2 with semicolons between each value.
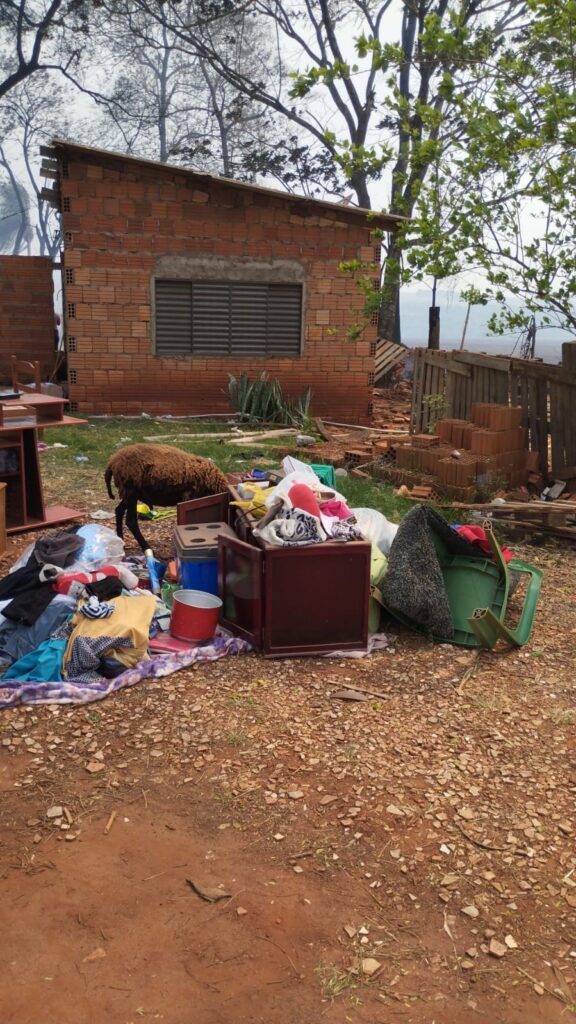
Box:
0;395;86;534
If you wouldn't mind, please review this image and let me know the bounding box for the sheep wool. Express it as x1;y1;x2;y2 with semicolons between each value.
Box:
104;444;229;551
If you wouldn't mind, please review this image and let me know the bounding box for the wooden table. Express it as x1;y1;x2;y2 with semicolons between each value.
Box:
0;394;87;534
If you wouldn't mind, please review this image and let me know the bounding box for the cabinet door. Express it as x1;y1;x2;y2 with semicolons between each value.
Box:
218;534;263;648
177;492;230;525
263;542;371;656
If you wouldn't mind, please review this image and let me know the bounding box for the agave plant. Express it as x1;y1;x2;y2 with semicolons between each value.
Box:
228;371;313;427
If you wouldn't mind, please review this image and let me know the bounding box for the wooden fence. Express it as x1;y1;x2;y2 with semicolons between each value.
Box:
410;346;576;477
374;338;407;384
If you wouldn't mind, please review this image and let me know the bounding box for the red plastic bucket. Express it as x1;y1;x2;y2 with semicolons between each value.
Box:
170;589;222;642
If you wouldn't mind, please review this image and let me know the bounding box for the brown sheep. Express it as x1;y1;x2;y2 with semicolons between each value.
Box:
105;443;228;551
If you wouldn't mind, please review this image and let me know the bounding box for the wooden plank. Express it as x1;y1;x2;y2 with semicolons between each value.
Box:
512;359;576;386
561;383;576;468
455;351;511;372
409;350;420;433
535;378;549;477
439;359;470;378
527;375;538;461
422;355;433;433
374;341;407;380
445;369;457;417
549;381;563;473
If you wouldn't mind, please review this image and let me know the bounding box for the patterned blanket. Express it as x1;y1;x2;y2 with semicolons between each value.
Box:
0;635;250;709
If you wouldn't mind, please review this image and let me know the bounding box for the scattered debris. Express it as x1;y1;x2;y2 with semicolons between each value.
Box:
186;879;232;903
361;958;382;977
489;939;508;959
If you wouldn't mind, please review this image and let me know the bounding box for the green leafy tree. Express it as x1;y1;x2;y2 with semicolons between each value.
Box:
131;1;527;338
407;0;576;334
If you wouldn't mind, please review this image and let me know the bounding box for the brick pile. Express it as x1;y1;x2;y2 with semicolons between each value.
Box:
374;403;532;501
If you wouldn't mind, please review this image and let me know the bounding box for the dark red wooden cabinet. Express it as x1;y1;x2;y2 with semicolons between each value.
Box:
178;490;370;657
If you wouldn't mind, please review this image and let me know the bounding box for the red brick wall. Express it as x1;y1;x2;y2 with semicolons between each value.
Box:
60;151;378;422
0;256;55;381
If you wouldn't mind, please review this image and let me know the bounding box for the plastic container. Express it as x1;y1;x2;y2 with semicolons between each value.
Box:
180;559;219;595
175;522;235;597
170;589;222;642
161;581;180;609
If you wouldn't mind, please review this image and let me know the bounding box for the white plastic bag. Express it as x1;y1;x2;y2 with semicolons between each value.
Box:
8;524;125;575
351;508;398;555
72;524;125;570
266;456;346;509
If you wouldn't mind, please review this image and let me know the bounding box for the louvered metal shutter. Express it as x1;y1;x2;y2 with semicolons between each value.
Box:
155;280;192;353
155;279;302;356
191;282;231;356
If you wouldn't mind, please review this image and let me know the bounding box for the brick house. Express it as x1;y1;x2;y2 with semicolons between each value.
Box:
0;256;56;379
46;140;401;422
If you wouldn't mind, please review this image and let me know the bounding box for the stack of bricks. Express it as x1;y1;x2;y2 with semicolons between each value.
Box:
374;402;532;501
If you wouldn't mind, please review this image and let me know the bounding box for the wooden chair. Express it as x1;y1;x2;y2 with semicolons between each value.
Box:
10;357;44;439
11;356;42;395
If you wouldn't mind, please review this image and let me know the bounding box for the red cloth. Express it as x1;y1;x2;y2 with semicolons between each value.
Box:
456;525;513;563
287;483;322;520
53;566;121;594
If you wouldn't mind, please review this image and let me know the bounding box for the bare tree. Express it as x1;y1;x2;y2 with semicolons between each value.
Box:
89;0;273;175
0;77;68;256
0;0;94;101
126;0;528;336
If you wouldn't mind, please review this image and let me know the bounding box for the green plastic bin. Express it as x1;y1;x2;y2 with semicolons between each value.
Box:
377;523;542;649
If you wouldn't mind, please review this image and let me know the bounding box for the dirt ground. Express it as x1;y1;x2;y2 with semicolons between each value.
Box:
1;515;576;1024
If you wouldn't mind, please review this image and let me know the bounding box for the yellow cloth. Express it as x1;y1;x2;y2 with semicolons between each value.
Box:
229;487;273;519
63;593;156;672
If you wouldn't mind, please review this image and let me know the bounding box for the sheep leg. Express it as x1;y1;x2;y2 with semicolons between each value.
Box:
124;493;150;552
115;499;127;539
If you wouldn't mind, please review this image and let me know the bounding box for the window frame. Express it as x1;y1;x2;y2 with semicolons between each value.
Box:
153;276;305;359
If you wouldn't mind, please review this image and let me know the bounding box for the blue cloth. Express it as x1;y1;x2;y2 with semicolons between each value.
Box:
0;598;74;663
2;638;67;682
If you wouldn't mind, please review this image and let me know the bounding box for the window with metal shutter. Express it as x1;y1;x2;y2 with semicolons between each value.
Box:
155;279;302;356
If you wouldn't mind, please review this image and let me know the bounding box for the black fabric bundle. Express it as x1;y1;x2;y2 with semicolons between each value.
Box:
0;528;85;626
379;504;486;638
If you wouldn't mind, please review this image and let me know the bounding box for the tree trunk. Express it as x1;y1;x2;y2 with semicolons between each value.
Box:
379;238;403;340
428;306;440;349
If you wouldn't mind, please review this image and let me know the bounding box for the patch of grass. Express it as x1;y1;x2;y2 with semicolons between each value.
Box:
227;691;258;708
226;728;251;748
548;708;576;726
470;693;509;713
39;416;441;523
341;742;359;761
316;961;358;1001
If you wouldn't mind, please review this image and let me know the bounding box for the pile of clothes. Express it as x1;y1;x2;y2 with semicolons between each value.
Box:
0;523;249;706
0;525;156;682
234;456;399;553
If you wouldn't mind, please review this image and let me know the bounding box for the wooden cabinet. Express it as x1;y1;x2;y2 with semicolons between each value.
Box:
177;489;370;657
0;395;86;534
